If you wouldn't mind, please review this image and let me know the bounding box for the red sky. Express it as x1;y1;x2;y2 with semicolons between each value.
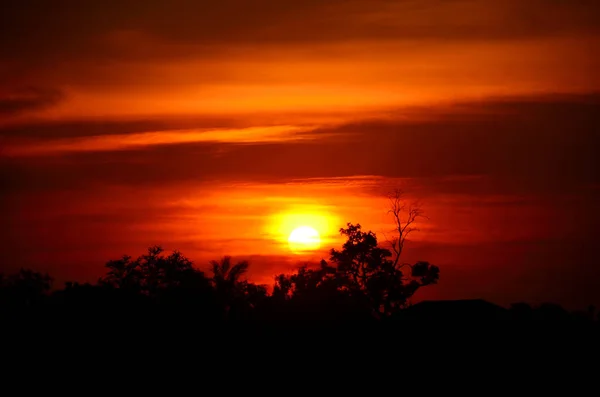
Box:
1;0;599;308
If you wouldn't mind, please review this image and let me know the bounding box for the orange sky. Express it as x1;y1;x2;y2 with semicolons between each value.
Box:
1;0;599;308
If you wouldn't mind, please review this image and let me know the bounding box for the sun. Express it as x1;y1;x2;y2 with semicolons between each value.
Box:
288;226;321;252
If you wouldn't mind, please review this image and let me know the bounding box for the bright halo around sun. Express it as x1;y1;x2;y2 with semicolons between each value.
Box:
288;226;321;252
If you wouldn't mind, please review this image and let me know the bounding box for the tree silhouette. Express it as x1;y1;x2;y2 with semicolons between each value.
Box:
210;256;249;286
271;192;440;317
329;223;439;315
209;256;249;299
272;218;439;318
273;260;339;301
1;230;597;344
209;256;266;318
100;245;204;299
271;260;371;327
387;189;425;267
0;268;52;307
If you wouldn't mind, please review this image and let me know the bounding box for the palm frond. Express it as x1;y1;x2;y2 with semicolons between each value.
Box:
227;260;249;283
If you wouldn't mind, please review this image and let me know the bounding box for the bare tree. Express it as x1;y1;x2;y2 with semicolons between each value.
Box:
386;189;426;269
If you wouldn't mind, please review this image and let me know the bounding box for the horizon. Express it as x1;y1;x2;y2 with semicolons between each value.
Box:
1;0;599;310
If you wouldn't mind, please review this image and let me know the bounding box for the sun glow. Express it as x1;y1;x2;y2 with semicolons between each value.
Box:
267;210;338;254
288;226;321;252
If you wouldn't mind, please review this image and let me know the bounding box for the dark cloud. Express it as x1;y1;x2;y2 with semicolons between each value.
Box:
1;0;599;65
2;93;598;197
0;116;250;139
0;110;333;139
0;87;63;115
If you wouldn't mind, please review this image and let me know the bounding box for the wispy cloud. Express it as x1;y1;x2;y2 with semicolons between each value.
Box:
0;87;63;116
3;125;321;156
2;94;598;195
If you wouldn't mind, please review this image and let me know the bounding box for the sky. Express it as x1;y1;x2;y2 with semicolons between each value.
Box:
1;0;599;308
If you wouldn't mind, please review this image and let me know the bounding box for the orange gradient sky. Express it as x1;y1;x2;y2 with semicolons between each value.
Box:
1;0;599;308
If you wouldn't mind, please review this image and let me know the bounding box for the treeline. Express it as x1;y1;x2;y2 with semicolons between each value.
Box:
1;222;598;335
0;223;439;326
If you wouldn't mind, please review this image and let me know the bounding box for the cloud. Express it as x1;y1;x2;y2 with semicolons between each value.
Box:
1;93;598;196
2;1;597;122
2;125;321;156
0;87;63;116
0;112;344;139
2;0;599;65
0;118;213;139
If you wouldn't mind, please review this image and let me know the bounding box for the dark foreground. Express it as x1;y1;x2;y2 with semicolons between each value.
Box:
2;239;598;371
3;298;598;390
5;297;599;352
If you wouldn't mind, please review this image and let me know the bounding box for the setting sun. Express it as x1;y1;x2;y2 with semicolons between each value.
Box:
288;226;321;252
266;210;339;254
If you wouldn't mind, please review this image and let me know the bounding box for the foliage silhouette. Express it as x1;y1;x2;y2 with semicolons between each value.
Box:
272;223;440;319
0;268;52;308
99;245;202;295
1;212;598;351
209;256;267;320
329;223;439;315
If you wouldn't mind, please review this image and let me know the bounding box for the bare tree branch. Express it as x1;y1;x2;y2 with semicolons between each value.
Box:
387;189;426;268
